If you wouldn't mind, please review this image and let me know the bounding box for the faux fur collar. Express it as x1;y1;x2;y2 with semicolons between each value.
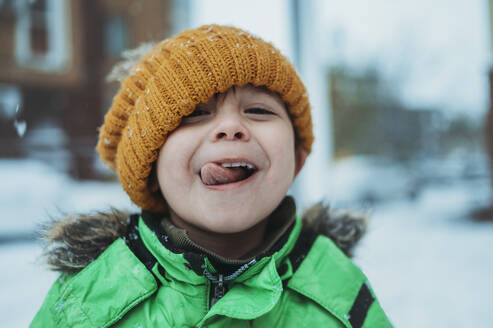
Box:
41;204;367;273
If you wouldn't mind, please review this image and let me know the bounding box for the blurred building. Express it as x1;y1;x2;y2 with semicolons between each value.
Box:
329;66;442;162
0;0;173;179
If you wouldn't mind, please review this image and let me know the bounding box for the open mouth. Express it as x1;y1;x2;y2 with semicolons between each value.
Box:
200;161;258;186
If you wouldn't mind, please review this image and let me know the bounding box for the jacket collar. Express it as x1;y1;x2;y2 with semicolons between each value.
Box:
159;196;297;266
138;211;302;321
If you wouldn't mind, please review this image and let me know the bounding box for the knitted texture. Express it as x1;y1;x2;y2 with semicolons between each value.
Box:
96;24;313;213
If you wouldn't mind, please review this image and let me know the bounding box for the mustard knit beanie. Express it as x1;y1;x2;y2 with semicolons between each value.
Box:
97;24;313;213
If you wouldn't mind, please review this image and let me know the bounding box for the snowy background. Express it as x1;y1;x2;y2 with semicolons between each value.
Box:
2;0;493;327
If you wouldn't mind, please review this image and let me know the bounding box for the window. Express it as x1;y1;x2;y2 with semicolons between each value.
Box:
14;0;70;72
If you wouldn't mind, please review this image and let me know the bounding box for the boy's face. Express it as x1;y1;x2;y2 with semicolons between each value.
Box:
156;85;306;233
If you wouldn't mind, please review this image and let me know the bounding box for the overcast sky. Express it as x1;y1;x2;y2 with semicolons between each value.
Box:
190;0;294;56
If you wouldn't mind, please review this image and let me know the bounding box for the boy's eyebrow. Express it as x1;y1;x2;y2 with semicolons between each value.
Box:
252;85;273;95
250;86;286;103
206;85;281;107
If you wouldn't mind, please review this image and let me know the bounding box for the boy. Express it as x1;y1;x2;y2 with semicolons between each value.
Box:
31;25;392;327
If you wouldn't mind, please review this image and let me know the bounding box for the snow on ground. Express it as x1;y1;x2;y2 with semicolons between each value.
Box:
355;185;493;327
0;242;58;328
1;158;492;327
0;159;138;235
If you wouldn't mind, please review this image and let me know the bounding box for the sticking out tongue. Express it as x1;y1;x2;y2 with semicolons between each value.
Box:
200;163;250;185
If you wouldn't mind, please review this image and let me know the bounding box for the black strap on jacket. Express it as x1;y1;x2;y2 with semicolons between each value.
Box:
124;213;207;284
124;214;162;284
348;282;375;328
288;228;317;273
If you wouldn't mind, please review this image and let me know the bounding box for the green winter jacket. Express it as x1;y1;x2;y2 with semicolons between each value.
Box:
31;204;392;327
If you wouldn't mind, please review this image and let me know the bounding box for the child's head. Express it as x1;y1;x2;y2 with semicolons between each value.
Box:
97;25;313;231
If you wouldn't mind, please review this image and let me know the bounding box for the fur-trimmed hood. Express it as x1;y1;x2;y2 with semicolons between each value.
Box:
41;204;368;273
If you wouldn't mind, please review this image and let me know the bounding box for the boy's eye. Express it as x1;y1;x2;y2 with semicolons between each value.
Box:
187;109;210;117
181;108;211;124
245;107;274;115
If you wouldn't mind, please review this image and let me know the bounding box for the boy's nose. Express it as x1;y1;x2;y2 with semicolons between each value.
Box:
210;114;250;142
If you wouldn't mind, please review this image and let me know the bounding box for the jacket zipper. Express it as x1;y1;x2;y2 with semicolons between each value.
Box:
205;259;256;309
209;274;226;308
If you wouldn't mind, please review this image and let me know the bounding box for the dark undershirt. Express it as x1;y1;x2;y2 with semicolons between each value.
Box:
161;196;296;266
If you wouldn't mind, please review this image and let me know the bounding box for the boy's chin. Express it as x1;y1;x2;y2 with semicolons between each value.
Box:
200;201;277;231
198;191;291;233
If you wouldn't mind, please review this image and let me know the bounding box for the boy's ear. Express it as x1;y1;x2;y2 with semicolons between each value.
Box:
294;144;308;178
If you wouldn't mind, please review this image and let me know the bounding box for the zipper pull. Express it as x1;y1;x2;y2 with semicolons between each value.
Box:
210;274;225;307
